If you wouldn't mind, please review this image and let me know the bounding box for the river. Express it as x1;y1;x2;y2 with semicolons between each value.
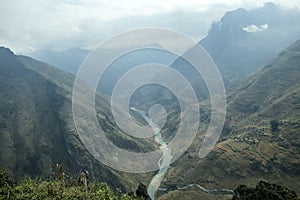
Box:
177;184;234;195
131;107;233;199
130;107;172;200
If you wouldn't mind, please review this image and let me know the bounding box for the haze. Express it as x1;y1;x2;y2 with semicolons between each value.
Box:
1;0;300;54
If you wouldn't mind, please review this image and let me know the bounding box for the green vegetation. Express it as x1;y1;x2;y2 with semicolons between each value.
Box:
232;181;299;200
270;120;279;132
0;169;149;200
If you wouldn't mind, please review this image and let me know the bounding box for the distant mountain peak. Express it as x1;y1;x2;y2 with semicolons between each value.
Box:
227;7;248;15
263;2;278;8
200;3;300;80
207;8;253;37
0;46;15;56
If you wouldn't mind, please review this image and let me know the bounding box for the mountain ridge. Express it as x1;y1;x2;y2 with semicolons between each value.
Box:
159;38;300;199
0;46;156;191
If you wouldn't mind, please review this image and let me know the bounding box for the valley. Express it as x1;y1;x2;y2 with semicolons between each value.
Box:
0;2;300;200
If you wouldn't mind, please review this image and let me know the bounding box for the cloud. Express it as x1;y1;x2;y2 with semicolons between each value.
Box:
0;1;230;54
242;24;269;33
0;0;299;54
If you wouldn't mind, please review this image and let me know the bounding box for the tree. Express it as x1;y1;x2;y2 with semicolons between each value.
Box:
136;183;150;200
270;120;279;132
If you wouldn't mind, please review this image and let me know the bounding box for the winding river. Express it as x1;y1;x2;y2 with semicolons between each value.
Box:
131;107;234;199
177;184;234;195
130;107;172;200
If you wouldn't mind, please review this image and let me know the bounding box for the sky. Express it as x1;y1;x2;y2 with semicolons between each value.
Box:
0;0;300;54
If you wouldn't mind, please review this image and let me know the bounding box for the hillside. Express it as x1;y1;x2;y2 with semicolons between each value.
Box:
0;47;155;191
158;39;300;199
228;39;300;119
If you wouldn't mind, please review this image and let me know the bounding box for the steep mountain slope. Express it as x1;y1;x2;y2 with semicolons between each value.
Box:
158;39;300;199
0;47;155;190
0;47;72;179
200;2;300;82
228;39;300;117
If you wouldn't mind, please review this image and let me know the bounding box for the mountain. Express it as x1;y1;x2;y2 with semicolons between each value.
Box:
200;2;300;82
158;39;300;199
29;3;300;90
228;39;300;119
0;46;155;190
166;2;300;104
29;48;89;75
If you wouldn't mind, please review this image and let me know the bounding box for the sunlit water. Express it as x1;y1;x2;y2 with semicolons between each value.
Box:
131;107;233;199
130;107;172;200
